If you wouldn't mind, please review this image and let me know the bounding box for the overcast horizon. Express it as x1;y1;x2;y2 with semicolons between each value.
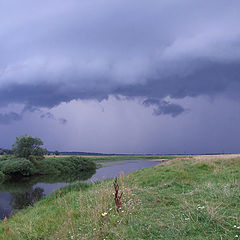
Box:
1;0;240;154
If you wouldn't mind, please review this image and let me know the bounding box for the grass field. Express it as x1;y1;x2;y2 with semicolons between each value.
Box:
45;154;187;162
0;155;239;239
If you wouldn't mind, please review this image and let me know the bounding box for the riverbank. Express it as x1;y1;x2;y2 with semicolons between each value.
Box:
0;155;239;239
0;156;96;181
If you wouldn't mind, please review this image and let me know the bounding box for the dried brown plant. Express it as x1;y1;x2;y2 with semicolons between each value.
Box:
114;177;123;212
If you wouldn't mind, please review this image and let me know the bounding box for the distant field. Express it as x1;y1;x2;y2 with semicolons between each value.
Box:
193;154;240;160
45;153;240;162
44;154;188;162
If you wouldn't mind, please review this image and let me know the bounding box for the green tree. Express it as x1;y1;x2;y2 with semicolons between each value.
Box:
12;136;47;159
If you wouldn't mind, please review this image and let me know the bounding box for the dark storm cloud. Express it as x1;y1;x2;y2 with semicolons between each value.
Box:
142;98;185;117
40;112;54;120
1;0;240;117
0;112;22;124
40;112;68;124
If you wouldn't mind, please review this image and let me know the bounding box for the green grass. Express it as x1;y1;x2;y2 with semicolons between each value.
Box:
0;156;239;239
0;170;4;183
86;154;186;162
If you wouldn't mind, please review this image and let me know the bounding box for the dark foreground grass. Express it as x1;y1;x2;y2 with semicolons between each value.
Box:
0;156;239;239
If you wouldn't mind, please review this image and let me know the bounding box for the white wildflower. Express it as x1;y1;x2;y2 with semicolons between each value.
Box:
101;212;107;217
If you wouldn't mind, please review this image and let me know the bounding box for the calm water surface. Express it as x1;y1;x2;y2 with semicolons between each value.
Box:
0;160;160;219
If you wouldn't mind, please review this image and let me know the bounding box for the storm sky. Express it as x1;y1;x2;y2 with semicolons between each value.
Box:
1;0;240;153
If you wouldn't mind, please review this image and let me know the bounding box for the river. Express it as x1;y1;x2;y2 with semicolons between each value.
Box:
0;159;160;219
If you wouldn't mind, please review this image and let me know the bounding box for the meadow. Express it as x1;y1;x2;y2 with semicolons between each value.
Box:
45;154;183;162
0;154;239;239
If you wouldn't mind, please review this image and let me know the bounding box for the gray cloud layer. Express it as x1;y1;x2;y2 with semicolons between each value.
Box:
142;98;186;117
0;112;22;125
40;112;67;124
1;0;240;122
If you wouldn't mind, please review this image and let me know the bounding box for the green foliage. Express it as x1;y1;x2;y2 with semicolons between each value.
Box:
0;136;96;183
12;135;47;159
0;170;5;183
0;155;96;181
0;148;12;155
37;156;96;175
0;158;36;176
0;154;12;161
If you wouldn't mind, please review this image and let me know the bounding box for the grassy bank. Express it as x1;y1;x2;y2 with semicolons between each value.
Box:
0;155;240;239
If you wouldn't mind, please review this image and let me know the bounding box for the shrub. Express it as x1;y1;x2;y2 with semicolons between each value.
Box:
0;158;36;176
0;170;5;183
37;156;97;175
0;156;96;181
0;154;12;162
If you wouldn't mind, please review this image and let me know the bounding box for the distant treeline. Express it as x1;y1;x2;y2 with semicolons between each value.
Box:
1;148;233;156
0;148;12;155
0;148;112;156
48;151;108;156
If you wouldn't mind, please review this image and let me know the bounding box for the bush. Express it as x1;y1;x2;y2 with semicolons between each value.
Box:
0;156;96;181
0;154;12;162
0;170;5;183
0;158;36;176
37;156;96;175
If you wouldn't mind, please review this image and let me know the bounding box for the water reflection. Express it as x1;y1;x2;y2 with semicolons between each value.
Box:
10;187;44;210
0;170;96;219
0;160;160;220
